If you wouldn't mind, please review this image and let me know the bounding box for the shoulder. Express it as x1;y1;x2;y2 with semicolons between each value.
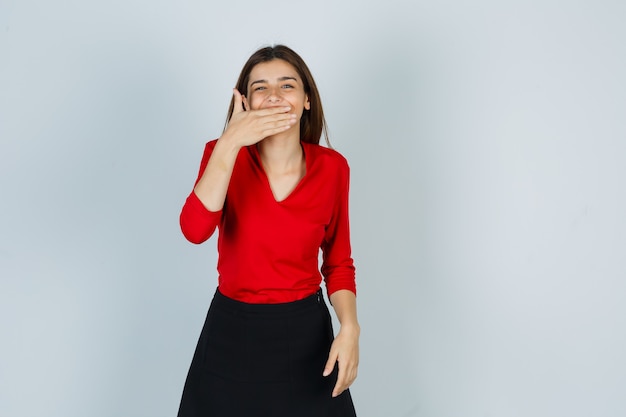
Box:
205;139;219;152
197;139;220;162
304;142;350;173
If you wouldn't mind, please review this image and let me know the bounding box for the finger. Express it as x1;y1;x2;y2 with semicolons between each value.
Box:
323;349;338;377
259;113;298;128
242;95;249;111
261;122;296;136
253;113;297;135
232;88;244;114
257;124;295;139
255;105;292;116
333;363;347;397
334;362;358;397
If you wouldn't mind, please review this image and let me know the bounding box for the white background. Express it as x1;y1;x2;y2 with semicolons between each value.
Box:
1;1;625;416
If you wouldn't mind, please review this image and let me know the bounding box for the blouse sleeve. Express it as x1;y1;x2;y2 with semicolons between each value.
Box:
179;141;222;244
320;159;356;297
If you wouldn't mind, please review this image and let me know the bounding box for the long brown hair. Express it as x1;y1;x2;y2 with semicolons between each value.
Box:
224;45;329;146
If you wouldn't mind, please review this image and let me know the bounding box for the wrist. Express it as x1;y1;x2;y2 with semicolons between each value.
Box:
216;134;243;155
339;322;360;336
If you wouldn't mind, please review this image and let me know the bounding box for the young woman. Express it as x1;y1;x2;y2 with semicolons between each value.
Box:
177;45;359;417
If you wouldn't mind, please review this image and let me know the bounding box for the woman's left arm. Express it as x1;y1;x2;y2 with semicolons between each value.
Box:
324;289;360;397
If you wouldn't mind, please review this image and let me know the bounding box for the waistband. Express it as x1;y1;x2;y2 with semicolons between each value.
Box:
212;287;324;316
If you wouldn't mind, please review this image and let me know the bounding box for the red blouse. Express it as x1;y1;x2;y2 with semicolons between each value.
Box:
180;140;356;304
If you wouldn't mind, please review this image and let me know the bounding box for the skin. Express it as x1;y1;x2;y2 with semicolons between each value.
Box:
193;59;359;397
327;290;360;397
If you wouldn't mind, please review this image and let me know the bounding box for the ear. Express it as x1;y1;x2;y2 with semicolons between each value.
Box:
242;95;250;111
304;94;311;111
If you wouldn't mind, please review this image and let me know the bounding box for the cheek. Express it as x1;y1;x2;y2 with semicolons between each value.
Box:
248;94;265;109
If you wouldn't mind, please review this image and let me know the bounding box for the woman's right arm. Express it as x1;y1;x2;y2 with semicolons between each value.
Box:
179;140;223;244
180;89;296;244
194;89;296;211
192;137;242;212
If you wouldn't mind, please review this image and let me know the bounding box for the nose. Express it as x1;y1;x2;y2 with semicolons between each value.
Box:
266;87;282;103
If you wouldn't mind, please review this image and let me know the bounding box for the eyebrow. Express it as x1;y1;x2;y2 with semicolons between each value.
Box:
249;76;298;86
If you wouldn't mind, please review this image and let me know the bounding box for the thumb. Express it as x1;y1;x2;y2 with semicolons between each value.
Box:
232;88;244;114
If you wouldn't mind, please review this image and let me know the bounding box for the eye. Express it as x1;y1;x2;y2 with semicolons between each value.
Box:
281;84;295;89
254;86;267;91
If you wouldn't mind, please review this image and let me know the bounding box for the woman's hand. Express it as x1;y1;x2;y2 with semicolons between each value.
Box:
323;324;360;397
324;290;360;397
221;89;297;147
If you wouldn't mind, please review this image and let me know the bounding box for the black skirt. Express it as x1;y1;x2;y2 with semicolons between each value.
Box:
177;288;357;417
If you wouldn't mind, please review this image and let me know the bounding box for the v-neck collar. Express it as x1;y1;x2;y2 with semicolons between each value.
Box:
249;142;310;204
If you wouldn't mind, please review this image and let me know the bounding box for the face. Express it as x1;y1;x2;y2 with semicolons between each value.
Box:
244;59;311;118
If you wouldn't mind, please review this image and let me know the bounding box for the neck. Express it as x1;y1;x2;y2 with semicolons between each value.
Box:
257;134;303;173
